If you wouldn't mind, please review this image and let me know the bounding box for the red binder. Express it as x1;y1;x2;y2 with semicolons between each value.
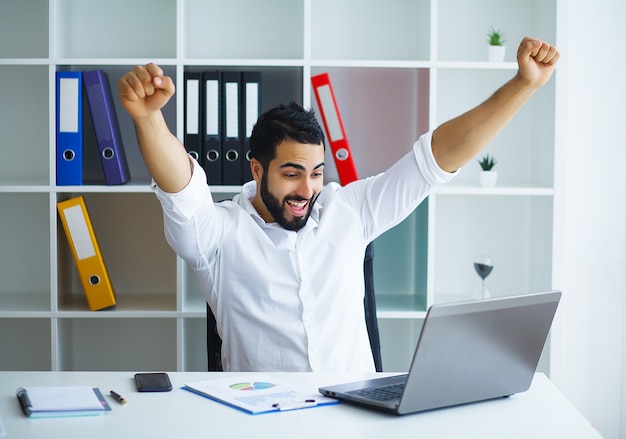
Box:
311;73;358;185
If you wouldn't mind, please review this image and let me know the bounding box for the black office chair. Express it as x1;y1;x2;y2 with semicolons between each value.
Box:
207;242;383;372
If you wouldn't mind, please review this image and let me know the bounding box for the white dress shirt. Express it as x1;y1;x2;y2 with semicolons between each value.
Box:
153;130;455;372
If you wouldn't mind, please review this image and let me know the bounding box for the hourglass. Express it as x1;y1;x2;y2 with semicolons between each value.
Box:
473;254;493;299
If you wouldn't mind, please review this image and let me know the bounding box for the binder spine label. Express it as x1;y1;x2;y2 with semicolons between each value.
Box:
245;82;259;138
311;73;359;186
59;78;80;133
316;85;343;142
63;205;96;260
242;72;261;184
225;82;239;138
205;80;219;136
185;79;200;135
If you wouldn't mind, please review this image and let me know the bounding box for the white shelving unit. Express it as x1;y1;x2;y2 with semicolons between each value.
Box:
0;0;557;372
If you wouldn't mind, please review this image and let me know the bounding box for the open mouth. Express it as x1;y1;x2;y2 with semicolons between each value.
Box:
286;199;309;217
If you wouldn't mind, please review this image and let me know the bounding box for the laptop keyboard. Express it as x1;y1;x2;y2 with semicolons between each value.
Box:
348;383;405;401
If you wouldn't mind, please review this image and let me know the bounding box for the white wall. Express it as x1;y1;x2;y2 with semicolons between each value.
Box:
551;1;626;438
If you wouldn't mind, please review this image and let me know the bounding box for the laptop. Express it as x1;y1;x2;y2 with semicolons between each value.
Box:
319;290;561;415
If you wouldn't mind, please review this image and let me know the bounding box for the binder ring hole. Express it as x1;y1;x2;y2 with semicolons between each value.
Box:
206;150;219;163
189;151;199;161
63;149;76;161
89;275;100;286
102;147;115;159
335;148;349;161
226;150;239;162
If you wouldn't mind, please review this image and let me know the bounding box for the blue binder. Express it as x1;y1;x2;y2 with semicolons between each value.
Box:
83;70;131;185
56;71;83;186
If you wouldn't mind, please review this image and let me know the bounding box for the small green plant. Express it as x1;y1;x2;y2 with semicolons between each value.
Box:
487;27;506;46
478;154;497;171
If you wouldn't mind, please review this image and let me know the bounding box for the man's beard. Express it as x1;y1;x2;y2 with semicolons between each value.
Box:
260;173;316;232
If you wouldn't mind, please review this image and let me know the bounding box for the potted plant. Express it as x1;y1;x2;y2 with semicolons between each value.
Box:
478;153;498;187
487;26;506;62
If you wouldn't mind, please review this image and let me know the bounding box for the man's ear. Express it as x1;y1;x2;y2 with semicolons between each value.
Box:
250;158;263;182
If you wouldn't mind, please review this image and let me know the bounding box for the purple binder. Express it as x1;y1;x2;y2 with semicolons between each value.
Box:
83;70;131;185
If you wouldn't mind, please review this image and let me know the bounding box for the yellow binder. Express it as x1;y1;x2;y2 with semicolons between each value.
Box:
57;196;116;311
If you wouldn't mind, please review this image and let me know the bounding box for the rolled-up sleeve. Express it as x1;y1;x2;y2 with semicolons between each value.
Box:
413;130;457;186
152;158;213;221
152;158;217;269
356;131;457;241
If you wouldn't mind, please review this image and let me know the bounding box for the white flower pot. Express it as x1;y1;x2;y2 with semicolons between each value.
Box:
488;45;506;62
480;171;498;187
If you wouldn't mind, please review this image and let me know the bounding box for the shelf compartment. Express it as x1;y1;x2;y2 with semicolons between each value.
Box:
311;0;430;61
54;0;176;59
56;193;177;312
436;68;555;188
433;194;553;301
0;66;49;186
56;64;177;186
379;319;423;372
373;201;429;312
0;319;51;371
182;317;208;371
0;0;48;58
182;261;206;314
310;67;429;184
183;0;304;60
437;0;556;62
0;193;51;304
57;318;176;371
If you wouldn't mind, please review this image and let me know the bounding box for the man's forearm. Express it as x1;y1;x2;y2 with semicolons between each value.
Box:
134;111;192;193
432;74;539;173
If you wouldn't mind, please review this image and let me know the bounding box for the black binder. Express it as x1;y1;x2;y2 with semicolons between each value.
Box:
221;71;243;185
201;71;222;185
183;71;203;163
241;71;262;184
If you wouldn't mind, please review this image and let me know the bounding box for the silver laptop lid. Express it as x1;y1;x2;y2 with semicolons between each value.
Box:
397;290;561;414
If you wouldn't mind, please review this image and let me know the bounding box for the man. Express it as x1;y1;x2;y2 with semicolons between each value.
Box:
118;37;559;372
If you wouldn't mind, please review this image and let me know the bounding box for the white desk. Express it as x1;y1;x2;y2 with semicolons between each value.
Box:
0;372;600;439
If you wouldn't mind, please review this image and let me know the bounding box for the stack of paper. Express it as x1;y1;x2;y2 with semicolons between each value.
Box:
16;386;111;418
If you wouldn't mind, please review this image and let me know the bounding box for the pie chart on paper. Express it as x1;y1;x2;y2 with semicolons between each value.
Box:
229;381;276;391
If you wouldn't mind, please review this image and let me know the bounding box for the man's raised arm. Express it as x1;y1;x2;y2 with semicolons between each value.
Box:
432;37;560;173
118;63;192;193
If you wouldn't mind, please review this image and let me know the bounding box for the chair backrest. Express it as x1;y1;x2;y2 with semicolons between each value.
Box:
206;301;223;371
206;242;383;372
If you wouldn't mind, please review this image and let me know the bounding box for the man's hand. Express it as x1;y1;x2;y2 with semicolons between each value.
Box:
516;37;560;89
118;63;175;120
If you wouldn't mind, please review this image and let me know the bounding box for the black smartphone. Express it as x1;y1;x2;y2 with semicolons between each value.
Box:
134;372;173;392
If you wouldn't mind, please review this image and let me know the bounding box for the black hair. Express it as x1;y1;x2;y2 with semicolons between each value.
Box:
249;102;325;170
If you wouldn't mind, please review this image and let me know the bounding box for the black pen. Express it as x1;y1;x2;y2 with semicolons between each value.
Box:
110;390;127;405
